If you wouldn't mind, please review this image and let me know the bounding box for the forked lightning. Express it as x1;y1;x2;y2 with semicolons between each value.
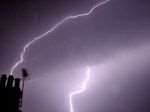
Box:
10;1;111;112
69;67;91;112
10;0;111;74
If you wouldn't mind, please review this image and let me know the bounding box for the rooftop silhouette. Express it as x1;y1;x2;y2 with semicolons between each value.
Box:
0;69;29;112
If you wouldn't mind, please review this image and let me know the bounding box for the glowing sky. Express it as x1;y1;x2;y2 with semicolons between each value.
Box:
0;0;150;112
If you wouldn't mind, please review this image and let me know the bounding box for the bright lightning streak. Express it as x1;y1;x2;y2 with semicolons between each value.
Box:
69;67;91;112
10;0;111;75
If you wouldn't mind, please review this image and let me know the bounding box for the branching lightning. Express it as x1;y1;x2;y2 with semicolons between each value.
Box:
10;0;111;75
69;67;91;112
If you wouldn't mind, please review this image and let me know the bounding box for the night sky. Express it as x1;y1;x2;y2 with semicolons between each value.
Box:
0;0;150;112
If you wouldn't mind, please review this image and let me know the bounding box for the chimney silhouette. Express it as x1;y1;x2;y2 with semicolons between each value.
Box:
0;74;7;88
0;70;26;112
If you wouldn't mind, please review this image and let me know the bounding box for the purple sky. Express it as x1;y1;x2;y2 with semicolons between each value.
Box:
0;0;150;112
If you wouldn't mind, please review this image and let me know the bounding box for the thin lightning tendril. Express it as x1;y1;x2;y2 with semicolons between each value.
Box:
69;67;91;112
10;0;111;75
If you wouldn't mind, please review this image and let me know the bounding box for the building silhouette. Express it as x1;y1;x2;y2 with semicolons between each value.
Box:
0;74;23;112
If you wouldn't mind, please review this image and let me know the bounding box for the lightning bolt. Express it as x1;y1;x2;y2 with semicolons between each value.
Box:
69;67;91;112
10;0;111;75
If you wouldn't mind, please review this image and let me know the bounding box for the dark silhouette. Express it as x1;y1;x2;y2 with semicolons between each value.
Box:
22;68;29;79
0;69;29;112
